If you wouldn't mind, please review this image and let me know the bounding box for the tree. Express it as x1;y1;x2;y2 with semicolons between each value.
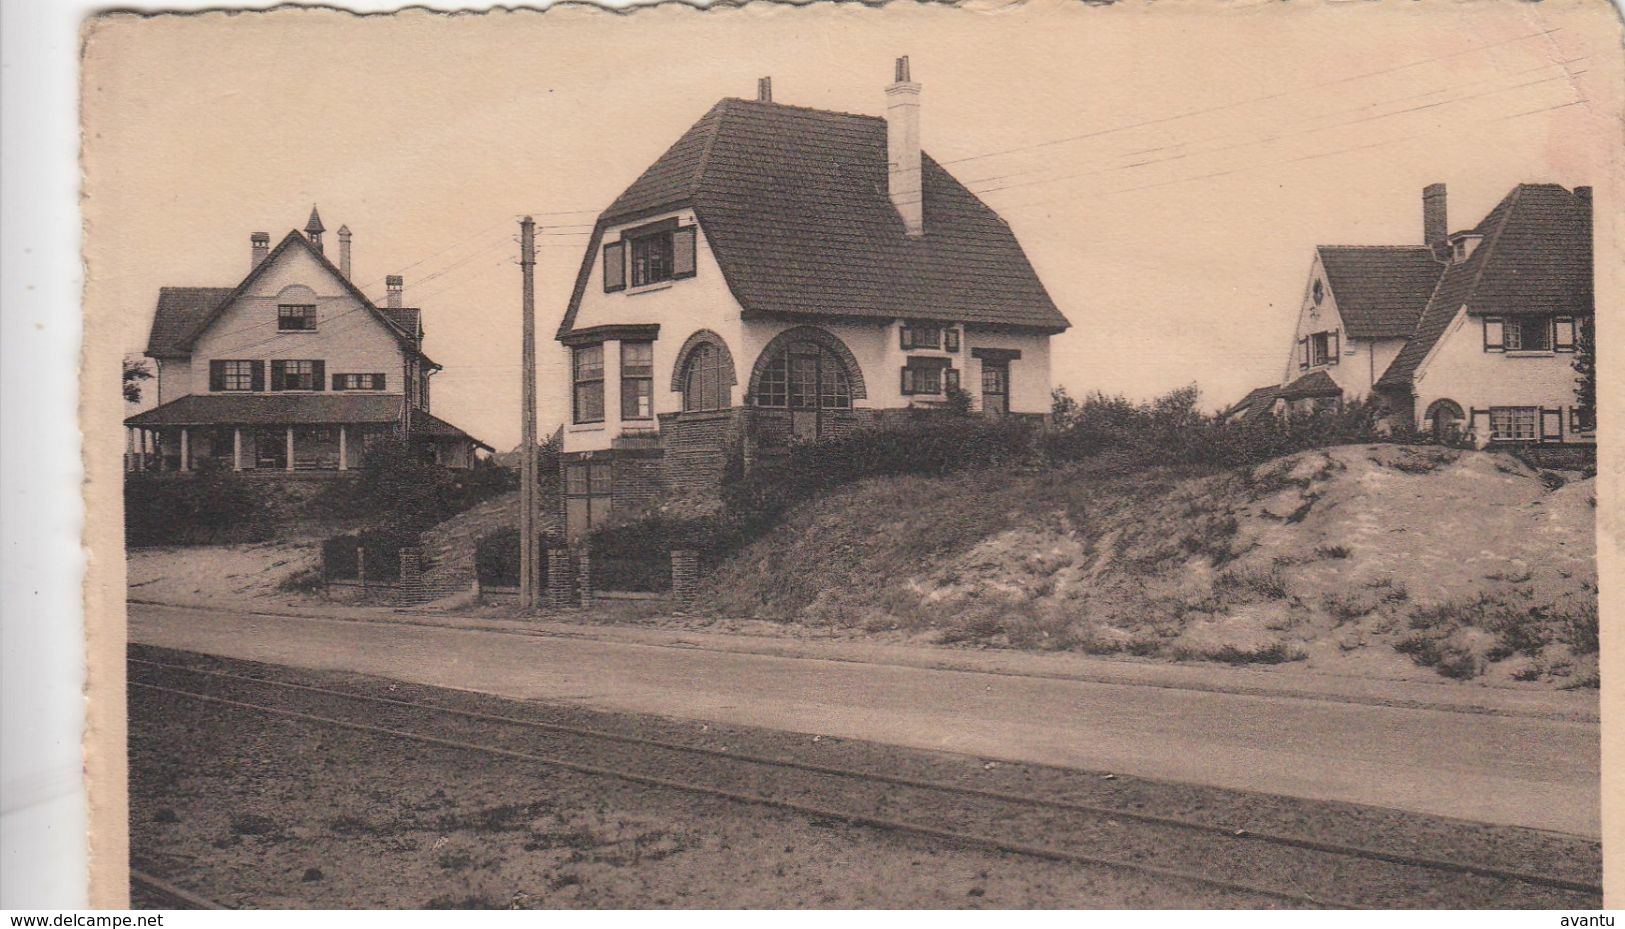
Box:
1573;317;1595;429
123;358;153;403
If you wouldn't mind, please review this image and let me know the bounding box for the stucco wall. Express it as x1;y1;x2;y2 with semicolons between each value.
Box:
560;210;1057;452
188;246;407;397
1278;254;1410;402
1413;309;1591;440
154;358;186;405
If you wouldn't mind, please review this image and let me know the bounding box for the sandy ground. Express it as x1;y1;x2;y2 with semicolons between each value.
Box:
127;541;320;608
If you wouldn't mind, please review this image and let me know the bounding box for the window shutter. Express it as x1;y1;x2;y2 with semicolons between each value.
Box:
1483;318;1505;352
1541;409;1562;441
251;361;265;392
269;360;284;391
1554;317;1576;352
312;360;326;391
602;242;626;292
945;368;960;391
1330;331;1340;365
900;326;911;351
1298;338;1308;370
945;328;960;352
900;367;913;395
332;373;344;391
672;227;697;279
209;360;225;392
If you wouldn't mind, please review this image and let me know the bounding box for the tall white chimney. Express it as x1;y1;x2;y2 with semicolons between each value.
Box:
886;56;924;237
337;225;352;280
250;232;270;269
386;274;403;309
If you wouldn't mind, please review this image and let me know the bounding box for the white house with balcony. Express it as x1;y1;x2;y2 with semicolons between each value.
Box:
553;61;1070;535
125;208;488;475
1230;182;1595;447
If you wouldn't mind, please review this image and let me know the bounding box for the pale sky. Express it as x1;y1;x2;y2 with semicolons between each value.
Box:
83;1;1619;451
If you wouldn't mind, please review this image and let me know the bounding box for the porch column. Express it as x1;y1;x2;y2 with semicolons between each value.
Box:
338;425;348;471
285;426;295;472
179;428;190;472
156;430;167;471
232;427;243;471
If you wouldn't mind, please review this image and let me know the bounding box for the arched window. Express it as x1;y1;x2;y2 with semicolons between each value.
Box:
682;343;731;412
753;341;852;411
1424;399;1466;441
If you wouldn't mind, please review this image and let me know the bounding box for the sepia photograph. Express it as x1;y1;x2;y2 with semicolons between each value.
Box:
5;0;1619;914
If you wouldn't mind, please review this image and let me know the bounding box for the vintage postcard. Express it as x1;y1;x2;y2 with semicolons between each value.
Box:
76;0;1620;911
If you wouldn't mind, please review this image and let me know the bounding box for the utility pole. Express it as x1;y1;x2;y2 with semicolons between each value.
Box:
519;217;538;609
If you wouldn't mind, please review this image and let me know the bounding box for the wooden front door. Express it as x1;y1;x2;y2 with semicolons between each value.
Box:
982;361;1009;417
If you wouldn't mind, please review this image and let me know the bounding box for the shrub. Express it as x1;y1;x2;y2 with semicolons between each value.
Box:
474;528;561;588
1045;385;1381;474
316;438;518;530
124;462;271;546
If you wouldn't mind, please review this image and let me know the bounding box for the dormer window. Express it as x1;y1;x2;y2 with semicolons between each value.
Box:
278;304;316;331
605;219;698;292
1450;234;1483;263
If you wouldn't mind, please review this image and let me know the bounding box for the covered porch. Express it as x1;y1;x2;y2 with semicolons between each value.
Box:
124;422;390;474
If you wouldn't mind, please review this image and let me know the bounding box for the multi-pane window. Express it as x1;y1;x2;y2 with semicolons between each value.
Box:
270;359;322;391
277;304;317;331
333;373;385;391
1489;407;1539;441
944;328;961;352
607;224;697;291
1504;317;1550;352
900;324;942;351
683;343;730;412
900;360;949;395
572;345;605;423
565;462;614;532
752;343;851;410
620;341;654;420
629;231;673;287
211;359;258;391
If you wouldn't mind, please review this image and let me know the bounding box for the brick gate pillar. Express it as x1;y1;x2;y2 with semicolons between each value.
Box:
546;547;573;608
670;549;700;607
575;548;594;608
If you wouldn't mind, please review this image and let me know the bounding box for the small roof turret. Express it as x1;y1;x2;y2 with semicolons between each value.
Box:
305;205;326;236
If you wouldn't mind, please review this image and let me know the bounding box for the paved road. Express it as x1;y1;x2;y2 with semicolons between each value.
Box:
127;602;1602;837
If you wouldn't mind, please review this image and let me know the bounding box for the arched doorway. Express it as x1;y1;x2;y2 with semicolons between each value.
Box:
1424;399;1465;442
749;327;864;442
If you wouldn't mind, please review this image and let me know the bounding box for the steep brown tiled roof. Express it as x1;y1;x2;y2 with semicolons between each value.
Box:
146;231;422;360
145;287;235;358
1376;184;1591;391
1223;384;1281;422
1278;369;1342;400
124;393;406;427
561;97;1069;338
1316;247;1441;338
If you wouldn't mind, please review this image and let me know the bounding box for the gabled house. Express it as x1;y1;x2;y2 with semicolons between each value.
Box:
1235;183;1594;446
553;61;1070;534
125;208;489;474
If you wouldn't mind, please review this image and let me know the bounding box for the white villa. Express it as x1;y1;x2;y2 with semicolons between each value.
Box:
553;61;1071;535
1231;182;1595;447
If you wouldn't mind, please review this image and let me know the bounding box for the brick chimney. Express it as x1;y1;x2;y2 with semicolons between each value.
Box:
386;274;403;309
886;56;924;237
337;225;352;280
1422;183;1448;260
250;232;270;270
757;77;772;102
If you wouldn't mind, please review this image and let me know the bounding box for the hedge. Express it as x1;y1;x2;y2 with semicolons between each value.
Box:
124;464;270;546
